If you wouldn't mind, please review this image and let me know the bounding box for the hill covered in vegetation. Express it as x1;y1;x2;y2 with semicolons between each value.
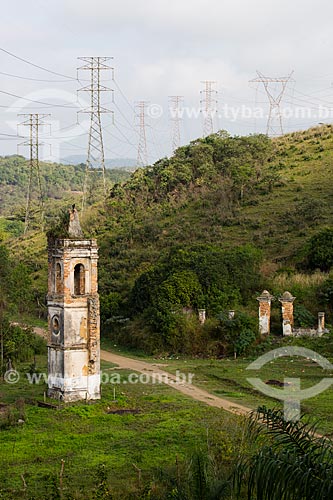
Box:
2;125;333;354
0;155;132;221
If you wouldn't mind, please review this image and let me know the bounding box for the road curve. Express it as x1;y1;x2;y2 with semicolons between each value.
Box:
101;349;251;416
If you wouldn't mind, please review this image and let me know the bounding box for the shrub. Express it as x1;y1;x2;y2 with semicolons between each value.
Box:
304;229;333;271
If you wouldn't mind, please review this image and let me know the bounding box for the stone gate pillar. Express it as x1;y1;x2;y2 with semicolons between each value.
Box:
279;291;296;336
198;309;206;324
318;312;325;336
257;290;273;336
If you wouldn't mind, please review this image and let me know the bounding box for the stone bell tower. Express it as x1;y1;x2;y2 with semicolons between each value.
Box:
47;206;100;401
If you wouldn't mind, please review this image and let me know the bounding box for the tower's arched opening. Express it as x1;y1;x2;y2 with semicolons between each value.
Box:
55;263;62;293
74;264;85;295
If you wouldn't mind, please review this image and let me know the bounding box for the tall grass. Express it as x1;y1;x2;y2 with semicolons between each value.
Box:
273;270;328;290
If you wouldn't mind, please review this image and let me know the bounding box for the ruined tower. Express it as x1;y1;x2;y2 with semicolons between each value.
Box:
47;206;100;401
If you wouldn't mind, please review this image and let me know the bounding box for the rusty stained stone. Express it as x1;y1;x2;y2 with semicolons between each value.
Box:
279;291;296;336
79;316;88;340
257;290;273;336
87;296;100;375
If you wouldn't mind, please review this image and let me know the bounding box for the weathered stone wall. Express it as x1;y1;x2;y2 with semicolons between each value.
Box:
88;296;100;375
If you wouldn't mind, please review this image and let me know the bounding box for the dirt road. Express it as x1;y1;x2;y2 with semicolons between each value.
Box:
32;327;250;416
101;350;251;416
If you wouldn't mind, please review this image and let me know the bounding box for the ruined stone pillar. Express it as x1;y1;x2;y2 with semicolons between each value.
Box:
279;291;296;336
257;290;273;336
228;310;235;320
198;309;206;324
318;312;325;336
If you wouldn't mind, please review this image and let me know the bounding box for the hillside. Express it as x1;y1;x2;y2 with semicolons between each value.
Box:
101;126;333;264
93;125;332;292
2;125;333;352
0;155;132;220
62;154;137;169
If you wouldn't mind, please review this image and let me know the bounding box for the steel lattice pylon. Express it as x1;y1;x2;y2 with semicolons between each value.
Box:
250;70;294;136
78;57;113;209
200;81;218;137
135;101;149;167
169;96;184;153
18;113;50;234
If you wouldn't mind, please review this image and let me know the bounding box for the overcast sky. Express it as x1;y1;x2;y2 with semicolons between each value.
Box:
1;0;333;164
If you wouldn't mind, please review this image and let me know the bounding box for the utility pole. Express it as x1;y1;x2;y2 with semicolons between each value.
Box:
135;101;149;167
249;71;294;136
200;81;218;137
78;57;113;209
169;96;183;152
18;113;50;234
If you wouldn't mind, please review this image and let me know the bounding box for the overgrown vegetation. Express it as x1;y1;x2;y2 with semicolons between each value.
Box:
3;126;333;353
0;155;132;219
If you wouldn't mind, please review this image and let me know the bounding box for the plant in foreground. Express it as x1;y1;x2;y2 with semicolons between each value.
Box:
235;406;333;500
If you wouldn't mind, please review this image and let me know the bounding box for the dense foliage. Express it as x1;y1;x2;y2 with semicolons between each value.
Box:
106;245;262;354
303;228;333;271
3;126;333;354
0;243;43;318
0;155;132;218
0;319;46;372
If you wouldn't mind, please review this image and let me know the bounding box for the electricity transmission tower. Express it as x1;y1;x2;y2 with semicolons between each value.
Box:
78;57;113;209
135;101;149;166
18;113;50;234
250;71;294;136
169;96;183;152
200;81;218;137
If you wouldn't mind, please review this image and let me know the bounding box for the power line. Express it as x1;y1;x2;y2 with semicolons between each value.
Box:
0;132;23;138
113;77;136;113
0;70;75;83
0;89;78;108
0;47;76;81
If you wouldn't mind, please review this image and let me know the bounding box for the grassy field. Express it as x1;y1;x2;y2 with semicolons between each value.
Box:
2;333;333;498
102;335;333;435
0;354;244;499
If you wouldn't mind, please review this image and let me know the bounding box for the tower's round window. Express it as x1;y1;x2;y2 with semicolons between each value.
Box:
52;316;60;335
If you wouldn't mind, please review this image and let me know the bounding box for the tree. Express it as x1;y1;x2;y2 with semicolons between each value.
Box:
304;228;333;271
8;263;34;314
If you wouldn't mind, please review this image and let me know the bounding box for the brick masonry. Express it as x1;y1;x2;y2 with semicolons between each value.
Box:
279;291;295;336
257;290;273;336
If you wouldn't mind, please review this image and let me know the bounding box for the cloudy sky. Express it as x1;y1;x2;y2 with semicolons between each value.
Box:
1;0;333;163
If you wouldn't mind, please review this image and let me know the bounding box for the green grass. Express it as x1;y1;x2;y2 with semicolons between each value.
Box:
148;354;333;435
101;335;333;435
0;355;243;499
2;335;333;498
